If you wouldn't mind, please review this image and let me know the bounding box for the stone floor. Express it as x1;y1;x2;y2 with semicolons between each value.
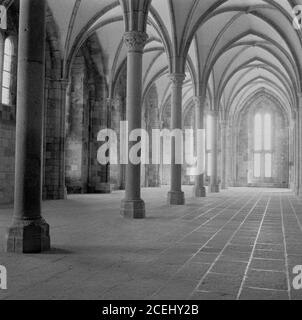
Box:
0;186;301;300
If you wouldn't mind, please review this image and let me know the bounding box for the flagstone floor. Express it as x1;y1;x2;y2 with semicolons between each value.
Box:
0;186;301;300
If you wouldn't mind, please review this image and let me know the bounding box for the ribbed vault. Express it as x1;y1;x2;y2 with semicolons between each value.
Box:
4;0;302;124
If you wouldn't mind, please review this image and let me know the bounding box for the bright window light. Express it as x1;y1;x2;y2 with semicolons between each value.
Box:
254;113;262;151
254;153;261;178
206;115;212;151
265;153;272;178
264;113;272;151
2;37;13;105
207;153;212;177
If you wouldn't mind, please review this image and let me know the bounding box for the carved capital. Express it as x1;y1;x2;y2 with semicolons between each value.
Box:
208;109;219;118
293;109;298;121
169;73;185;87
60;79;70;89
123;31;148;52
193;96;202;108
50;78;69;91
106;97;114;105
220;119;228;128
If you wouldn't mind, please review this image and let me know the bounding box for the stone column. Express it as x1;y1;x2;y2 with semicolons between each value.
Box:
120;31;148;219
58;79;69;199
167;73;186;205
105;98;113;192
220;119;228;189
210;110;220;193
6;0;50;253
193;96;206;197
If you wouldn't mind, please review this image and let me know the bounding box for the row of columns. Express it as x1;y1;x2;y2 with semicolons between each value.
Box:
118;29;228;217
6;0;228;253
119;35;228;217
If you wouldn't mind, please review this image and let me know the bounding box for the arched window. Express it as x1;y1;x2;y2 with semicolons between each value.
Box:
2;37;13;105
253;112;272;179
206;114;213;176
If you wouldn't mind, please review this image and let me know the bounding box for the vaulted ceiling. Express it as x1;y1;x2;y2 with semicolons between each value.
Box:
4;0;302;121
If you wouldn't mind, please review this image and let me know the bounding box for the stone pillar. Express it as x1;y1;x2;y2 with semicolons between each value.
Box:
58;79;69;199
167;73;186;205
6;0;50;253
210;110;220;193
220;119;228;189
193;96;206;197
95;97;112;194
120;31;148;219
42;77;50;199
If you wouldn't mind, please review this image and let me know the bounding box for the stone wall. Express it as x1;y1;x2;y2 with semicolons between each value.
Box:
65;54;89;193
110;63;127;190
0;112;15;204
64;36;112;195
0;6;17;205
142;83;160;187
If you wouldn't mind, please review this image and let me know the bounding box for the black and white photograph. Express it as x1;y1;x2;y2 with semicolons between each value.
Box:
0;0;302;307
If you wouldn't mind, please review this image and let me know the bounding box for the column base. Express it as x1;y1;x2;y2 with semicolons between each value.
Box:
121;199;145;219
193;186;206;198
63;186;68;199
96;183;111;194
168;191;185;205
210;184;220;193
6;218;51;253
221;184;228;190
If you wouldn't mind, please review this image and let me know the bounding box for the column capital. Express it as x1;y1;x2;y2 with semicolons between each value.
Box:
50;78;69;89
220;119;228;127
106;97;115;105
208;109;219;117
60;78;70;88
169;73;186;87
123;31;148;53
45;77;50;89
193;96;202;108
